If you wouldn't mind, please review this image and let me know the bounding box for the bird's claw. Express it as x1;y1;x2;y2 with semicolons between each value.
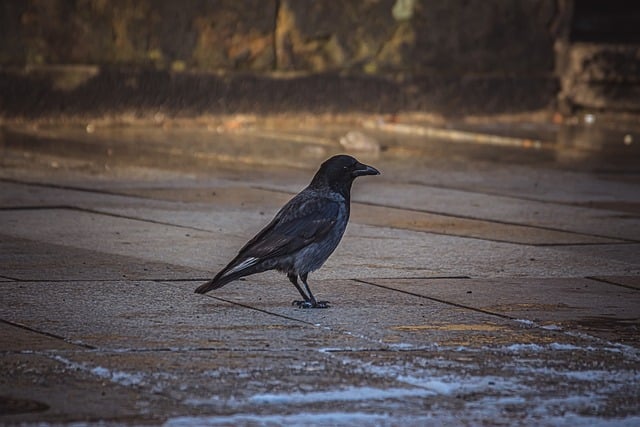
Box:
292;300;330;309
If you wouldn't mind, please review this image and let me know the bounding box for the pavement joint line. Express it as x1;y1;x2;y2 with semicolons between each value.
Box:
0;318;96;350
531;241;638;247
156;280;321;327
354;279;640;355
359;275;471;281
407;178;640;215
0;205;69;211
360;227;625;247
1;204;216;234
406;179;564;204
0;177;155;201
0;234;213;282
70;206;216;233
1;278;210;283
585;276;640;291
156;281;404;350
352;278;517;321
352;200;638;244
252;185;637;244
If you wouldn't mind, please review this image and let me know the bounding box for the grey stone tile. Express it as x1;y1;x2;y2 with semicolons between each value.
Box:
365;277;640;344
0;235;208;281
0;352;172;424
0;321;82;351
590;275;640;290
0;280;369;351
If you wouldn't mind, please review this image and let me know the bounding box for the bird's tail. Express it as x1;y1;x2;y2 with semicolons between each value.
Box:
194;256;260;294
194;273;232;294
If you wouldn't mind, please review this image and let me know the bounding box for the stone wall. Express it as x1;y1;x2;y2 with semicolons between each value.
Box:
1;0;559;75
0;0;636;117
556;0;640;112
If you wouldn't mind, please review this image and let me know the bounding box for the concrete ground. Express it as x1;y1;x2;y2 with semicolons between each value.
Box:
1;117;639;426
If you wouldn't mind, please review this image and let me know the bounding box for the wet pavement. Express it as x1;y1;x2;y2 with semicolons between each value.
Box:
1;116;639;426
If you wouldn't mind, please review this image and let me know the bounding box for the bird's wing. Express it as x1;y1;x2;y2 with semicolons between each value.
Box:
195;194;341;293
238;195;340;261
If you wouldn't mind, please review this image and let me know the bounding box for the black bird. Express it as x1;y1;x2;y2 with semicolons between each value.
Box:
195;154;380;308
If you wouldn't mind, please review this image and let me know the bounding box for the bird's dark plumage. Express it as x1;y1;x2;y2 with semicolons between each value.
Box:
194;154;380;308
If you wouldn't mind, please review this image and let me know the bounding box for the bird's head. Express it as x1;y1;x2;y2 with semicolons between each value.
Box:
310;155;380;196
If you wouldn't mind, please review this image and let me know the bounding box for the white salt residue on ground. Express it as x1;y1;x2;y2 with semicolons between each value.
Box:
248;385;435;404
164;412;441;427
89;365;144;387
50;354;146;387
163;412;640;427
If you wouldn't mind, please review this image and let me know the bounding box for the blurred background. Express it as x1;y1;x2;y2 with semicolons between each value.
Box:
1;0;639;118
1;0;640;175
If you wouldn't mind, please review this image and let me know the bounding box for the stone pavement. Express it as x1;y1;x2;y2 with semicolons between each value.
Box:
1;120;639;426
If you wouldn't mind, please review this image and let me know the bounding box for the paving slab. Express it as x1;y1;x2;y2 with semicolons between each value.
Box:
590;275;640;290
110;185;623;245
2;204;637;283
0;208;229;271
255;175;640;240
0;322;82;352
6;175;617;248
0;352;174;424
377;156;640;206
335;223;639;279
0;235;208;282
0;279;379;351
353;182;640;241
550;243;640;266
3;273;570;354
350;202;620;245
95;199;620;247
200;277;563;350
364;277;640;345
0;180;221;221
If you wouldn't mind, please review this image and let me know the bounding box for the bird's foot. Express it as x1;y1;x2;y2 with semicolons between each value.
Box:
292;300;330;309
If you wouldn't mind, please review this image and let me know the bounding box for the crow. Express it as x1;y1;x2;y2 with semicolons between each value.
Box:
194;154;380;308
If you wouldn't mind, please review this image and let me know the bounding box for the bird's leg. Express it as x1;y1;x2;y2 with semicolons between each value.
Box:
298;273;330;309
288;273;312;306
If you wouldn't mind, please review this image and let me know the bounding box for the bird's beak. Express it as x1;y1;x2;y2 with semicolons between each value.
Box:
352;161;380;177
